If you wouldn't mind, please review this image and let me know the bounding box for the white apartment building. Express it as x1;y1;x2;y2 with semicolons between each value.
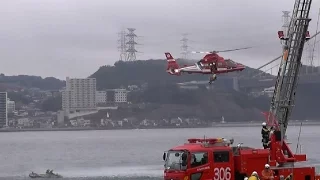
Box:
17;118;31;127
262;86;275;97
0;92;7;127
114;89;128;103
7;98;15;113
105;89;128;103
96;91;107;104
57;110;65;126
62;77;97;112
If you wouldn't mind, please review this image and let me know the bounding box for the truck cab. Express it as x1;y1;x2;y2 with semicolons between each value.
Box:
163;138;236;180
163;138;272;180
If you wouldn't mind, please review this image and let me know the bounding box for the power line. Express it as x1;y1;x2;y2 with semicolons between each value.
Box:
180;33;189;60
117;29;127;61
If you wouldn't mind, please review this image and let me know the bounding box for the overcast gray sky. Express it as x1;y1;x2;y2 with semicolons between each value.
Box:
1;0;320;79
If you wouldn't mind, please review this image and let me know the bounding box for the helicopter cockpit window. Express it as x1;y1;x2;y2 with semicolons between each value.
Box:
164;150;187;170
196;61;204;70
224;59;236;68
191;152;208;168
213;151;230;163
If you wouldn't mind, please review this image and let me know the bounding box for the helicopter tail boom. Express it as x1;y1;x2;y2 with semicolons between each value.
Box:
165;52;180;75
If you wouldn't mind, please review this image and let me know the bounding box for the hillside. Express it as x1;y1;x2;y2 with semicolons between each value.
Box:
0;74;65;91
79;84;269;122
109;82;320;121
1;59;320;121
0;59;317;92
90;59;270;90
88;60;320;121
0;59;269;91
128;83;269;121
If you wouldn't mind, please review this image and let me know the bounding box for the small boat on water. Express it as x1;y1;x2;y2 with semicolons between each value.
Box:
29;170;63;178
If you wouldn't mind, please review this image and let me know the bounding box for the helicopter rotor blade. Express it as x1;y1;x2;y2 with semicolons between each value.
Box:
190;51;212;54
214;46;253;53
189;46;253;54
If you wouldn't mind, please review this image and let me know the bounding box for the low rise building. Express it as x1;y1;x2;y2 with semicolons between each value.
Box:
106;89;128;103
262;86;275;97
70;118;91;127
0;92;7;127
96;91;107;104
17;118;33;127
7;98;15;113
114;89;128;103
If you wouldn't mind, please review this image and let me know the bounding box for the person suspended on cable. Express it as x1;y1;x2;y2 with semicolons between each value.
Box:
261;164;274;180
209;74;217;84
261;122;271;149
208;63;218;84
209;62;217;73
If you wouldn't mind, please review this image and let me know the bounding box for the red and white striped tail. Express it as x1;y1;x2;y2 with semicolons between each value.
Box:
164;52;180;74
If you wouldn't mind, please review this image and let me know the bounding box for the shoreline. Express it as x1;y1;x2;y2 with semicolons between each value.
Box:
0;121;318;133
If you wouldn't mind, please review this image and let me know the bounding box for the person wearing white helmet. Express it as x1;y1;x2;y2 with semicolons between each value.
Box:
248;171;260;180
261;164;274;180
261;122;271;149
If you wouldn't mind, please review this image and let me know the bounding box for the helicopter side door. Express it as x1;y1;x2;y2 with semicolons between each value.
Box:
212;150;234;180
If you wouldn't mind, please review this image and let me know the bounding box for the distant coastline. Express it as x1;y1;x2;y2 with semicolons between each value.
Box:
0;125;208;133
0;120;318;133
210;120;319;127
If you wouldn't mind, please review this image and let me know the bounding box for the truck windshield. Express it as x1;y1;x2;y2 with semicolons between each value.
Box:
164;150;187;170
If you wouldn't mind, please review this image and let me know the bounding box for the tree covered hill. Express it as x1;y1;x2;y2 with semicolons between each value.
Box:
122;82;320;121
87;59;320;121
0;74;65;91
90;59;269;90
0;59;318;92
0;59;319;121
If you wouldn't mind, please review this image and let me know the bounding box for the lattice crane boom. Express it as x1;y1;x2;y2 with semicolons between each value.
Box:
268;0;312;142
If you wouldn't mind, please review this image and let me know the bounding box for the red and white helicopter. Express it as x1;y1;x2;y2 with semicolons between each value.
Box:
165;47;250;84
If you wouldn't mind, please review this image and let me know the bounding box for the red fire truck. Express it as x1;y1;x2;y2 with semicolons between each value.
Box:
163;0;319;179
162;136;319;180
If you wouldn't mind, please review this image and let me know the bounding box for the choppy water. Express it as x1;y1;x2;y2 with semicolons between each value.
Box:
1;125;320;180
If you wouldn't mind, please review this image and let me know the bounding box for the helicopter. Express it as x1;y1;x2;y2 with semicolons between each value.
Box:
165;47;250;84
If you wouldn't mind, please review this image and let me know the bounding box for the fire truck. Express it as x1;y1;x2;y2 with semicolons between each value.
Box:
162;0;320;179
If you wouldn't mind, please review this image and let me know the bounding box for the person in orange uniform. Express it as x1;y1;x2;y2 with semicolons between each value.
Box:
261;164;274;180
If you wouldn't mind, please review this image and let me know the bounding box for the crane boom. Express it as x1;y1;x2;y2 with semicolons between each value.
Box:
268;0;312;142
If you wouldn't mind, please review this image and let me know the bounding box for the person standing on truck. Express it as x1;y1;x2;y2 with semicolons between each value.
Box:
261;164;274;180
248;171;260;180
261;122;270;149
284;173;293;180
